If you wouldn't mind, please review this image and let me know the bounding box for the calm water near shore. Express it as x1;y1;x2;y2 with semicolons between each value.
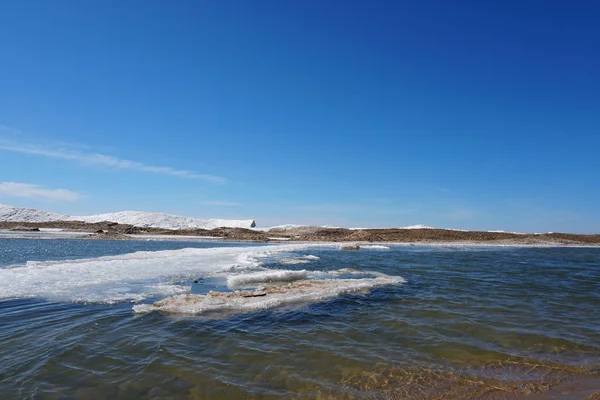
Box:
1;238;599;399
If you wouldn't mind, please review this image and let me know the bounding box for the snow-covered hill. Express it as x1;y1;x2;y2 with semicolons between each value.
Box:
0;204;256;230
0;204;69;222
76;210;256;230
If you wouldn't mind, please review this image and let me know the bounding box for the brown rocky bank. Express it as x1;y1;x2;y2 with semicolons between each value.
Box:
1;221;599;245
268;226;600;245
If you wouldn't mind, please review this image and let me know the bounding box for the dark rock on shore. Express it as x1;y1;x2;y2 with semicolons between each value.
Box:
208;228;269;242
265;226;600;246
9;227;40;232
82;231;131;240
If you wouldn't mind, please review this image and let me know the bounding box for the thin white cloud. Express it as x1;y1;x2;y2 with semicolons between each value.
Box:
444;208;479;221
374;207;419;216
0;125;22;136
201;200;242;207
297;203;417;216
0;137;226;183
0;182;82;202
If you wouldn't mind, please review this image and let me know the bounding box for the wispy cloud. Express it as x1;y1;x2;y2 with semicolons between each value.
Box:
0;135;226;183
201;200;242;207
296;202;418;216
374;207;419;216
0;125;22;136
0;182;82;202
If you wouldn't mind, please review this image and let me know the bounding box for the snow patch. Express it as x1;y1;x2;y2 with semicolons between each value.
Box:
264;224;343;231
349;224;436;230
401;224;436;229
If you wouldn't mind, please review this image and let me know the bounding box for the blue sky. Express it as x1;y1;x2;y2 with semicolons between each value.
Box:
1;0;599;232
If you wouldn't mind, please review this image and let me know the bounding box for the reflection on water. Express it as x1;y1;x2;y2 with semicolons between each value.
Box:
0;239;599;399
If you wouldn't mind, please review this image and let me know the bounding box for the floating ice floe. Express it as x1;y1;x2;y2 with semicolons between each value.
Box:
133;273;405;315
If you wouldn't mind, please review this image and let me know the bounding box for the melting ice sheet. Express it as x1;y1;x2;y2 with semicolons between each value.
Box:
0;244;327;303
0;243;406;312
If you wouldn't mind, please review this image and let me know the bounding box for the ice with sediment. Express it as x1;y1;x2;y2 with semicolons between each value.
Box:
133;273;405;315
227;270;308;288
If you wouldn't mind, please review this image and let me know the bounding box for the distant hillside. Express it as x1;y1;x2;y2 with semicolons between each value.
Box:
0;204;256;230
0;204;69;223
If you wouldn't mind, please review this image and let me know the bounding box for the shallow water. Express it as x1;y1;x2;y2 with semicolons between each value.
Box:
1;239;599;399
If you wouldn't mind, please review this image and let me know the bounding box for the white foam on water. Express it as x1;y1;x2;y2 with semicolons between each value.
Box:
0;244;325;303
262;253;321;266
133;274;406;315
278;258;312;265
227;270;308;288
361;245;391;250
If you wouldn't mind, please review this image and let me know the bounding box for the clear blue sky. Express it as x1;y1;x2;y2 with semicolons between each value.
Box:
1;0;599;232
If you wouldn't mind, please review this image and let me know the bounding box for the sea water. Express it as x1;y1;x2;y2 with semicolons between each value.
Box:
0;238;599;399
